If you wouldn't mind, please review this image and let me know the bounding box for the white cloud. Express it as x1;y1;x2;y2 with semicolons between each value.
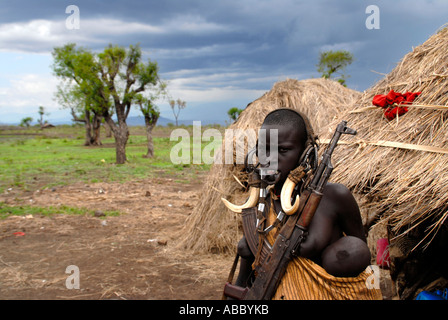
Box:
150;43;247;60
0;19;93;53
162;71;269;105
81;19;163;36
168;86;265;104
161;13;233;34
1;0;446;124
164;69;298;90
0;74;60;121
0;20;63;52
318;41;366;54
0;14;233;54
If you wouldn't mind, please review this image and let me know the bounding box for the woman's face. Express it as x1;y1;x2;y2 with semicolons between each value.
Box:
258;123;306;187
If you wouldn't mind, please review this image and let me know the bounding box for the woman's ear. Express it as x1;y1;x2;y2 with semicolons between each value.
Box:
244;145;258;172
297;143;319;171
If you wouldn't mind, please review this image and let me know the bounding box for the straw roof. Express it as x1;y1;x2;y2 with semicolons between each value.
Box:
179;78;361;254
324;26;448;251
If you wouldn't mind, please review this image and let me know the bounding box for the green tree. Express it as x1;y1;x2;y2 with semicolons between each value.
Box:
135;81;167;158
37;106;49;128
52;43;161;164
227;107;243;122
20;117;33;128
55;81;103;146
317;50;354;86
136;95;160;158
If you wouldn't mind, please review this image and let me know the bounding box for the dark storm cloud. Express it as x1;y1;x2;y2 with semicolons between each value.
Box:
1;0;448;123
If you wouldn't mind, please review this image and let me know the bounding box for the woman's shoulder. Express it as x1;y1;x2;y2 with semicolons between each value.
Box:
323;182;352;198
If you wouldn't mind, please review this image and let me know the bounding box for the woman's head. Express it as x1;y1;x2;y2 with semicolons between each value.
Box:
221;108;317;214
258;108;315;186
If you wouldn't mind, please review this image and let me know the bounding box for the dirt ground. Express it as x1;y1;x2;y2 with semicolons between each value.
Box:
0;173;233;300
0;173;396;300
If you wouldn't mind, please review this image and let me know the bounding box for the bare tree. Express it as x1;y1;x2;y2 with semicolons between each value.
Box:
37;106;49;128
169;98;186;126
136;96;160;158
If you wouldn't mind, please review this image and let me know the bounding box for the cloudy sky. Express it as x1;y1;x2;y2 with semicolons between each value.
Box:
0;0;447;124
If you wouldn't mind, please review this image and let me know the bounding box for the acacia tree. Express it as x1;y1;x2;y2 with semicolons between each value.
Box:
37;106;49;128
52;43;161;164
227;107;243;122
55;82;103;146
169;98;186;126
135;81;167;158
317;50;354;86
136;95;159;158
53;44;106;145
72;108;103;146
20;117;33;128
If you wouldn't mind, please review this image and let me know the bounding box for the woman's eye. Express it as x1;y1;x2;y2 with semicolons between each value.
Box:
279;148;289;153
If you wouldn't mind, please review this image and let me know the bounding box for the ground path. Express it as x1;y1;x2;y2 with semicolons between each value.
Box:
0;175;232;300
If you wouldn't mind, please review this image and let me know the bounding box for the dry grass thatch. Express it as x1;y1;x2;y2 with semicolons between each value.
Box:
179;78;361;254
323;26;448;251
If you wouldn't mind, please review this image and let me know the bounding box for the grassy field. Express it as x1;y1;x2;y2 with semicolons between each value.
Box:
0;124;223;217
0;124;233;300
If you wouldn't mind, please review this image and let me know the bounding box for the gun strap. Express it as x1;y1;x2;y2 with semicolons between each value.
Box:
242;191;310;300
253;207;268;270
222;253;247;300
242;194;288;272
242;207;261;255
241;209;269;271
243;208;304;300
227;253;240;283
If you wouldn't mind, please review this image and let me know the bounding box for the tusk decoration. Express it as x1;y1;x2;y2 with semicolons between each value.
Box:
232;174;245;188
280;178;300;215
221;187;260;214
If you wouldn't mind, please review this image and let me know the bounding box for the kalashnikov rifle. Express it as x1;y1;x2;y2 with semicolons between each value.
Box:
242;120;356;300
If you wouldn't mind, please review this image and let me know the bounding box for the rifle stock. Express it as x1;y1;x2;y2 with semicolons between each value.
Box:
297;190;322;229
243;191;313;300
223;282;249;300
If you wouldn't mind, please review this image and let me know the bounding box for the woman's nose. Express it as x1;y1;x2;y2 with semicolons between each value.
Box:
259;157;278;171
258;146;278;170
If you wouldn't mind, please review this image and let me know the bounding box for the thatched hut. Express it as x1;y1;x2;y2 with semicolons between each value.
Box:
179;78;360;254
323;26;448;299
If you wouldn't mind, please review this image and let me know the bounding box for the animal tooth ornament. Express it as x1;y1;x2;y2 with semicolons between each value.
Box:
221;167;280;214
279;134;320;214
222;108;319;216
280;176;300;215
221;187;260;214
221;147;262;214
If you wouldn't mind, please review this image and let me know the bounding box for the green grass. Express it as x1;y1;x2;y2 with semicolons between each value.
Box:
0;202;121;219
0;125;225;218
0;125;222;193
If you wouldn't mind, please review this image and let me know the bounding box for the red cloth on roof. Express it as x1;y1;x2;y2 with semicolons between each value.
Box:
372;90;421;120
383;106;409;121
